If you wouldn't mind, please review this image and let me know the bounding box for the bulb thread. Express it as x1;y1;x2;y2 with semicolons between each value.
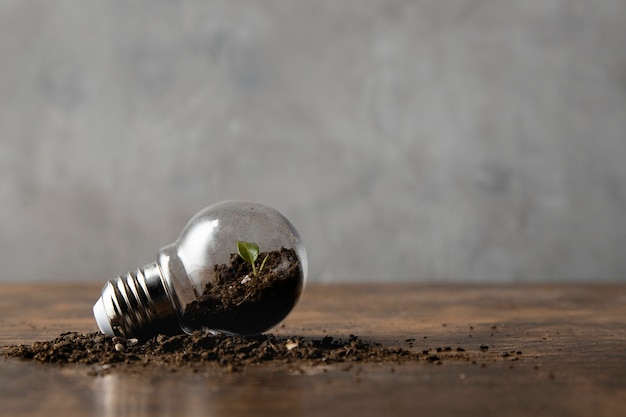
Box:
98;262;178;339
109;269;159;336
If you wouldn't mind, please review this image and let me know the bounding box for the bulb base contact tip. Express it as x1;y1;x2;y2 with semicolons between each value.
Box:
93;262;179;339
93;298;114;335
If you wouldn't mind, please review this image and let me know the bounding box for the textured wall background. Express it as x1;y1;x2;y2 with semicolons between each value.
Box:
1;1;625;282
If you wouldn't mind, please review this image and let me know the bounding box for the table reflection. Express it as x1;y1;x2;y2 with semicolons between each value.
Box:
92;369;304;417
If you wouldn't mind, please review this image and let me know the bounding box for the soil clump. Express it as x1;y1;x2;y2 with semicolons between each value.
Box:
4;331;426;375
182;247;303;335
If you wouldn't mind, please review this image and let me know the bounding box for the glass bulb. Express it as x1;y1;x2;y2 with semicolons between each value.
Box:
93;200;307;339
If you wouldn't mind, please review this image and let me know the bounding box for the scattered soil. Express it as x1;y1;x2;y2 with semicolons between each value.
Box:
3;332;524;376
182;247;303;335
3;331;423;375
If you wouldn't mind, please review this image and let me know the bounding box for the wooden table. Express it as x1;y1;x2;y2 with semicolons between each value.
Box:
1;283;625;417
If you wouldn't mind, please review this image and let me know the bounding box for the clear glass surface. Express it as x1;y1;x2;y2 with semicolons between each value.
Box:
163;200;307;335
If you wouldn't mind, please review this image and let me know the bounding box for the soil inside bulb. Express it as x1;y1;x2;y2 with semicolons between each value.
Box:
181;247;303;335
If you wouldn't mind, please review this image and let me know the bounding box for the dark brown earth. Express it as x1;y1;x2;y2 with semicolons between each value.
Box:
182;247;304;335
2;332;410;375
1;331;501;376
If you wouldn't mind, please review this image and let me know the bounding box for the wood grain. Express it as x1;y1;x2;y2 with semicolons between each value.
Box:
1;283;625;417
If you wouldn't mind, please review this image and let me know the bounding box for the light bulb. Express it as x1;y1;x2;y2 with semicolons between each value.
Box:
93;200;307;339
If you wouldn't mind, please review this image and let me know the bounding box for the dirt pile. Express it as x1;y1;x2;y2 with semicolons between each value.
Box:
3;331;433;374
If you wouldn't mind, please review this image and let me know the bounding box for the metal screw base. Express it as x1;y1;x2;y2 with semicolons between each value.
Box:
94;262;180;339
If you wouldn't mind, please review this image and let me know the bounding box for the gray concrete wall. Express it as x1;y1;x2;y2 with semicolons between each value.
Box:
1;1;625;282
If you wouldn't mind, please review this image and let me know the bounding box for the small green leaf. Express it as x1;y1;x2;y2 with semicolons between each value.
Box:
258;253;269;274
237;241;260;275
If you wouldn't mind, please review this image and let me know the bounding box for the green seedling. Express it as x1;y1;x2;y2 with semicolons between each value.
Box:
237;241;269;277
